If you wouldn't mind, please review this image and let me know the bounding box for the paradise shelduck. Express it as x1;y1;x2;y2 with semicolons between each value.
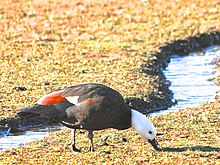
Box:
18;83;159;152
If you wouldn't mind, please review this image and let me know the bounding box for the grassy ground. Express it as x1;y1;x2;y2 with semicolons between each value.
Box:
0;100;219;164
0;0;220;164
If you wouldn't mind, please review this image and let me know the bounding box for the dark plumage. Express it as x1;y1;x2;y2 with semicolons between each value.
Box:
18;83;159;152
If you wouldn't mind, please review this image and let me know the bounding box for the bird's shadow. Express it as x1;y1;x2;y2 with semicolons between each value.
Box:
158;146;220;152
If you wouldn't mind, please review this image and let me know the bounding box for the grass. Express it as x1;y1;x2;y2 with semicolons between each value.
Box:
0;100;219;164
0;0;220;164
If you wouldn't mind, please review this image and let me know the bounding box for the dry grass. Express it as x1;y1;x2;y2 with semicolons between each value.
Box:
0;100;219;164
0;0;220;164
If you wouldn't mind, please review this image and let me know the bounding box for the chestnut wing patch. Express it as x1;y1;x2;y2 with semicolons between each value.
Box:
37;90;67;105
83;96;105;110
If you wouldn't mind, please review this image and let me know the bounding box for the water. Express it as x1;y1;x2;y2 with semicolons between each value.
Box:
151;45;220;115
0;45;219;150
0;125;63;150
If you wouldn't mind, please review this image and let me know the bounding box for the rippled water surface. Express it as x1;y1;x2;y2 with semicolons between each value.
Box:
151;45;220;115
1;45;220;150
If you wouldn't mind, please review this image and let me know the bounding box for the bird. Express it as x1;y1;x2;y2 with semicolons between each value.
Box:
18;83;159;152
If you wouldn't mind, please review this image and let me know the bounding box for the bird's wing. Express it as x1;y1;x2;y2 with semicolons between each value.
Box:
61;83;106;103
38;84;106;127
37;83;104;106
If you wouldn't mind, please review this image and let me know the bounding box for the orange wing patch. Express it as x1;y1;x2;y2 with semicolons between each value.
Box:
85;97;104;106
37;90;67;105
85;98;96;106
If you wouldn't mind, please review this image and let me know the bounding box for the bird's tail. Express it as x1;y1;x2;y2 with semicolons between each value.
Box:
17;104;57;119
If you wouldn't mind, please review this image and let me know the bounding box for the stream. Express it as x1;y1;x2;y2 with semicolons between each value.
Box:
151;45;220;115
0;45;219;150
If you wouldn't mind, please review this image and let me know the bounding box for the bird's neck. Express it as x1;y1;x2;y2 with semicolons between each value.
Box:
131;109;145;130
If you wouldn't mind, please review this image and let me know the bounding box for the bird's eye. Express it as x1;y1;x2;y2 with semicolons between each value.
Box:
149;131;152;134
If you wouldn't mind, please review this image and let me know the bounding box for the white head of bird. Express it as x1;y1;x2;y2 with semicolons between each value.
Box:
131;109;159;150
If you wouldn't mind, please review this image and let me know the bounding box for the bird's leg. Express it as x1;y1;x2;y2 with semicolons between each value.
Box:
88;130;94;152
69;129;80;152
68;129;75;146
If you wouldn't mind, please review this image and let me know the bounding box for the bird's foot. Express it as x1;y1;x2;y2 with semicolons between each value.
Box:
89;146;95;152
71;144;81;152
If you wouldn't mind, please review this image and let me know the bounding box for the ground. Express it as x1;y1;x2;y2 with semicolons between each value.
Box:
0;0;219;164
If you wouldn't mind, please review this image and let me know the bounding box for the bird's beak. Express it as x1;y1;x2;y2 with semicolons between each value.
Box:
148;138;160;151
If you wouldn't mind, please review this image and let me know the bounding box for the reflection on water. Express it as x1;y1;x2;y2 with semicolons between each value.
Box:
1;46;220;150
151;45;220;115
